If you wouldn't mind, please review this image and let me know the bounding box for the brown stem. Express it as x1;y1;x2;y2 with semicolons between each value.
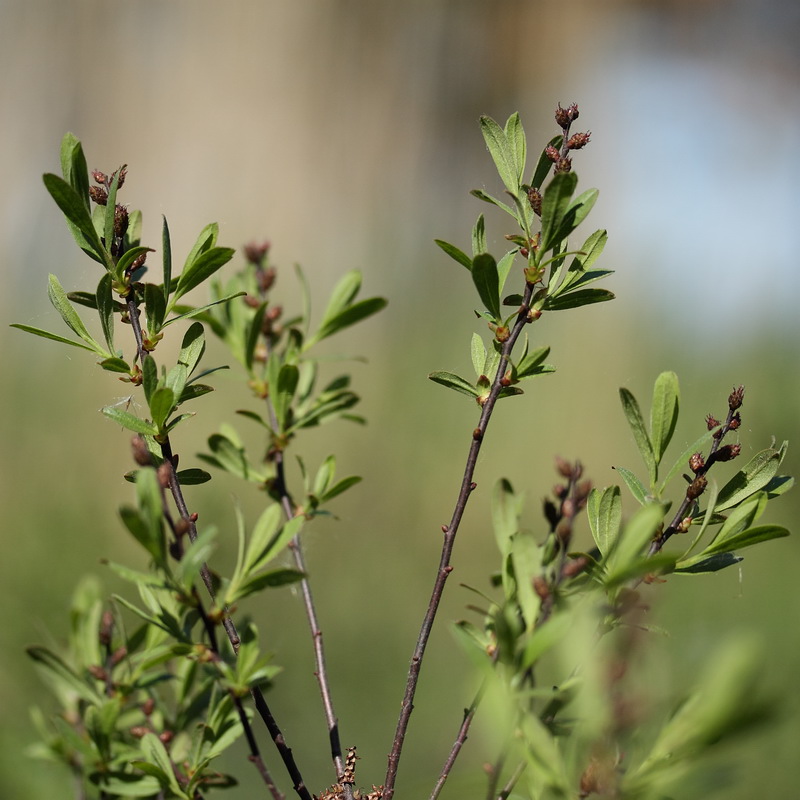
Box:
383;282;536;798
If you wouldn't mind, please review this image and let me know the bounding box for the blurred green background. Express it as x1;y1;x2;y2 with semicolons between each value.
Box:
2;1;798;797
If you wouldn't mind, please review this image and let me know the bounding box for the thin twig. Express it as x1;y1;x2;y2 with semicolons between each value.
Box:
496;761;526;800
383;281;537;798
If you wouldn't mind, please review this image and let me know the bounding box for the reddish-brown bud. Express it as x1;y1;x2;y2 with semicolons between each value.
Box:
99;610;115;646
89;185;108;205
554;157;572;174
555;103;579;129
472;427;482;441
142;697;155;716
113;165;128;188
243;294;260;308
715;443;741;462
114;204;129;238
129;252;147;273
88;664;108;681
561;555;589;579
244;240;271;265
110;646;127;666
158;730;174;745
706;414;720;430
566;131;591;150
157;462;171;488
527;186;542;216
130;726;151;739
92;169;108;184
554;456;573;478
729;412;741;430
494;325;510;342
686;474;708;500
258;265;277;294
689;452;705;473
131;435;151;466
533;575;550;600
544;145;560;162
728;385;745;411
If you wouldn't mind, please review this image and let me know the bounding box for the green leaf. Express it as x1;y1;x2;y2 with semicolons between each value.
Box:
234;568;305;600
471;253;501;320
715;447;782;511
552;188;598;247
141;733;188;797
148;387;175;431
307;297;387;347
543;288;615;311
42;173;108;266
428;371;480;399
605;503;665;584
530;135;562;189
701;524;789;557
92;774;162;797
479;115;518;193
102;406;158;436
516;345;550;379
539;171;578;252
320;475;362;503
675;551;743;574
472;214;487;255
26;646;102;705
620;387;657;485
59;133;90;207
274;364;299;430
114;246;153;283
183;222;218;271
469;189;516;218
491;478;521;555
614;466;649;505
470;333;486;378
99;357;131;374
710;492;766;548
9;323;96;351
103;169;121;259
496;250;517;297
96;272;115;352
163;291;246;327
162;216;172;302
245;302;268;371
587;486;622;556
47;274;108;355
504;111;526;184
176;468;211;485
650;371;680;465
434;239;472;270
141;355;158;404
178;321;206;377
200;433;264;482
174;246;235;302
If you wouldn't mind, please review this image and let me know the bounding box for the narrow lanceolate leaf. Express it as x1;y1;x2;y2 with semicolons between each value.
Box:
178;321;205;377
103;169;121;258
543;288;615;311
605;502;664;584
174;246;235;301
715;447;783;511
479;115;518;193
614;466;649;505
149;387;176;432
144;283;167;338
675;551;743;574
102;406;158;436
307;297;387;347
9;324;95;351
531;135;562;189
26;646;102;705
650;371;680;464
96;272;115;352
434;239;472;270
587;486;622;556
471;253;501;320
428;371;480;398
619;387;657;485
539;171;578;252
59;133;90;208
162;291;246;327
42;173;109;267
701;524;790;556
161;216;172;302
47;274;108;356
274;364;299;430
552;188;599;247
470;333;486;378
504;111;526;184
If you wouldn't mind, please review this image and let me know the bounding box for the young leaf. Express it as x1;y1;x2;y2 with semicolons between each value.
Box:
9;323;96;352
178;322;206;377
42;173;109;267
701;524;789;557
543;288;615;311
162;216;172;302
605;502;665;584
530;134;562;189
307;297;387;347
27;646;102;705
620;387;657;485
96;272;115;352
539;171;578;252
173;247;235;302
470;333;486;378
183;222;218;272
587;486;622;556
504;112;526;184
434;239;472;271
103;169;121;259
148;387;175;432
428;371;480;399
613;465;649;505
650;371;680;464
102;406;159;436
144;283;167;338
715;447;782;511
471;253;501;320
472;214;487;256
47;274;109;356
59;133;90;207
274;364;299;430
479;115;518;194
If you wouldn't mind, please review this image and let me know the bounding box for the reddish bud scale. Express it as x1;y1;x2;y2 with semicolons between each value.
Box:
728;385;745;410
555;157;572;174
689;452;705;473
686;475;708;500
566;131;591;150
706;414;720;430
544;145;560;162
89;185;108;205
527;186;542;216
715;443;741;462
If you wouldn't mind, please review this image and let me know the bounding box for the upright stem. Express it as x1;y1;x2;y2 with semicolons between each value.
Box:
383;282;536;798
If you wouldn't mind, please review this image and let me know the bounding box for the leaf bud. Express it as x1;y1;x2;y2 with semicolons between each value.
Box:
159;731;174;745
705;413;720;430
527;186;542;216
677;516;693;533
566;131;591;150
561;555;589;579
533;575;550;600
99;610;115;646
92;169;108;184
686;474;707;500
715;443;741;462
131;435;151;466
500;370;512;387
729;412;741;430
142;697;155;716
157;462;172;488
728;385;745;411
494;325;510;343
544;145;560;162
554;456;573;478
258;265;277;294
472;427;483;441
89;185;108;205
688;452;705;473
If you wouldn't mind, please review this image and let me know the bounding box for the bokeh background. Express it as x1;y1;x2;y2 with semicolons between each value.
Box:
2;0;798;797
